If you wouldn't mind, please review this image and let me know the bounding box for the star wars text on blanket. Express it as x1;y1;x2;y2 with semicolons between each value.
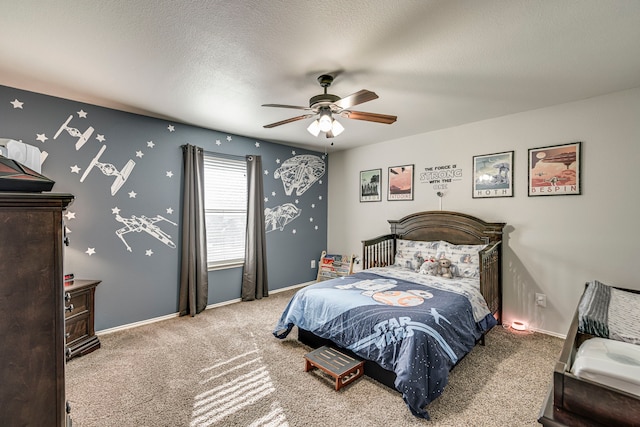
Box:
273;268;496;419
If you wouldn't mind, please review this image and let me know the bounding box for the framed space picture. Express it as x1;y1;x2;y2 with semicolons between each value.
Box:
359;168;382;202
388;164;414;201
528;142;581;196
472;151;514;198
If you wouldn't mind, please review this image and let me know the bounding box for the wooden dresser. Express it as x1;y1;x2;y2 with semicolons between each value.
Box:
0;192;74;427
64;279;102;360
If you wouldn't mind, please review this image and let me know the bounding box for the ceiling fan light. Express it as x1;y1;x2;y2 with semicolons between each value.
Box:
307;119;321;137
331;119;345;136
318;113;333;132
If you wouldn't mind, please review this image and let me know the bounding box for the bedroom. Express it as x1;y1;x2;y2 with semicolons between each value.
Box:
1;1;640;426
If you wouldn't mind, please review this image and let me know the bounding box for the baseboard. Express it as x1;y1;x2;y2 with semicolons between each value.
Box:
96;280;313;336
502;319;567;340
531;327;566;339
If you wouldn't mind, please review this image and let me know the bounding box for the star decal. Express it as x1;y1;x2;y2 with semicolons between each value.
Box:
226;136;232;141
85;248;95;256
291;150;296;155
128;191;137;198
276;159;281;164
309;217;314;222
96;134;106;142
264;197;269;202
315;225;319;230
112;207;121;215
10;99;23;109
64;211;76;220
292;229;297;234
295;199;299;204
166;171;173;178
319;180;323;185
36;133;48;142
271;191;276;196
65;226;72;234
135;150;144;158
77;110;88;118
255;142;260;148
216;139;221;146
147;141;155;148
70;165;81;174
264;169;269;175
311;203;316;208
318;195;323;200
167;125;175;132
145;249;154;257
166;207;174;214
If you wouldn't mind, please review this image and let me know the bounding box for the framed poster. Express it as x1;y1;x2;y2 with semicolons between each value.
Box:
528;142;581;196
359;168;381;202
388;164;414;201
472;151;514;198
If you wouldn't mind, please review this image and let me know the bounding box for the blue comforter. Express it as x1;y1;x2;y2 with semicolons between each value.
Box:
273;268;496;419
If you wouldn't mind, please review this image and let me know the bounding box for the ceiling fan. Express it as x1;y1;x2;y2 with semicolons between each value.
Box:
262;74;397;138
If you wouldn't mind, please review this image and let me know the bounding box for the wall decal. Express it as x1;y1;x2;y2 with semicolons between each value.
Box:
419;163;464;192
264;203;301;232
273;154;325;196
114;213;177;252
54;115;95;150
80;145;135;195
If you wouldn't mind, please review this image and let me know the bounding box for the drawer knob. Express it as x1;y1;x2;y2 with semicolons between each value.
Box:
65;304;74;313
65;292;71;303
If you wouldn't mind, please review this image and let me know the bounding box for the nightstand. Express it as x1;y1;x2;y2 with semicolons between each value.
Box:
64;279;101;360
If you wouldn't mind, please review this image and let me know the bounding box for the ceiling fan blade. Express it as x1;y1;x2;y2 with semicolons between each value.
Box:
341;110;397;124
263;114;315;128
262;103;311;111
333;90;378;109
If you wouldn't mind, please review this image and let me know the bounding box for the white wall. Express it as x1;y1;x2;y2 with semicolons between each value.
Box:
327;87;640;337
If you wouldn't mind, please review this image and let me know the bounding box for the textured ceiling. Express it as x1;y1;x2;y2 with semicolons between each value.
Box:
2;0;640;152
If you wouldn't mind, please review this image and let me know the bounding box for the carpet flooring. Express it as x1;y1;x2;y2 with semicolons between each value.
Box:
66;288;563;426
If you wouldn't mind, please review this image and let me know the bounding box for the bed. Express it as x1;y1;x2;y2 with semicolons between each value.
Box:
273;211;505;419
539;282;640;427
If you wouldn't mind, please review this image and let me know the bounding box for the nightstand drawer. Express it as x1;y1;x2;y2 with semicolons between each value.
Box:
65;291;89;317
66;314;89;344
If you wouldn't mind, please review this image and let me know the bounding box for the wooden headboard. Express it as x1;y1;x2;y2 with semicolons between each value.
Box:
389;210;504;245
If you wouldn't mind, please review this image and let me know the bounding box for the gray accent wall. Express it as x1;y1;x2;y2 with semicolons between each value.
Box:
0;85;327;331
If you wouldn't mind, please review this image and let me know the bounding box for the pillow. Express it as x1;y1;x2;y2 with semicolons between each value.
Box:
438;241;488;279
394;239;440;270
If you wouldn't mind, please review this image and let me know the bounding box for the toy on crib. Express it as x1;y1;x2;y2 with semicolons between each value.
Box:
435;258;453;279
418;258;439;275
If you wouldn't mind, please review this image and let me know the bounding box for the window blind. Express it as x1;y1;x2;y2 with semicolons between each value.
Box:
203;153;247;269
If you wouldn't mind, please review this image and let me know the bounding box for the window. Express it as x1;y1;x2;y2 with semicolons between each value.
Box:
203;153;247;269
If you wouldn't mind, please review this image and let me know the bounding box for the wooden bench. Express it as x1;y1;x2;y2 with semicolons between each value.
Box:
304;346;364;391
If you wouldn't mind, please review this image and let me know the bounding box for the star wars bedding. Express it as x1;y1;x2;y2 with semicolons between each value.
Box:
273;267;497;419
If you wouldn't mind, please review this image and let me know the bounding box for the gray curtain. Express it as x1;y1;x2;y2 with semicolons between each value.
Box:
179;144;209;316
241;155;269;301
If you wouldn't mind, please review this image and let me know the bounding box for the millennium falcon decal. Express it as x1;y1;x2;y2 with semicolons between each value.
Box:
265;203;301;232
273;155;325;196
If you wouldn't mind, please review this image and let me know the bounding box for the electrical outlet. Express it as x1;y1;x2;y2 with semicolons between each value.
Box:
535;293;547;307
311;259;316;269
